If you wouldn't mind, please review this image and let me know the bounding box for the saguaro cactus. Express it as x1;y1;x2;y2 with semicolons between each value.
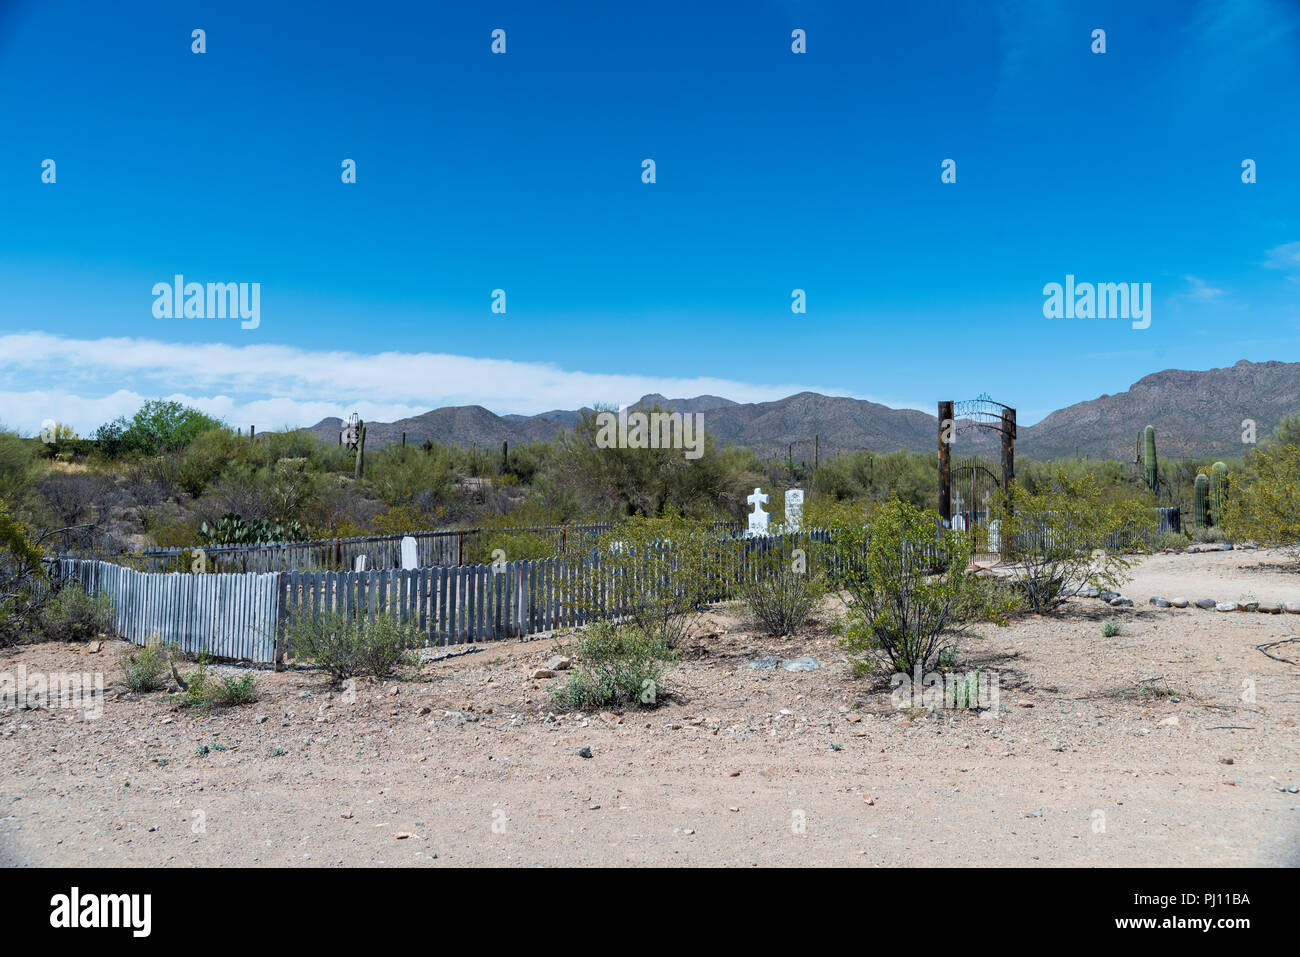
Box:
1143;425;1158;493
501;440;509;474
1194;473;1209;527
1210;461;1228;525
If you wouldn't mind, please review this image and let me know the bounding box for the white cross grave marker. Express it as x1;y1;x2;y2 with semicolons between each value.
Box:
400;535;418;570
746;487;770;537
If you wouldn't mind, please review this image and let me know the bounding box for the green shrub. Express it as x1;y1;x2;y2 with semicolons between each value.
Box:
38;585;113;642
120;642;168;692
551;622;677;710
738;539;826;636
1102;619;1120;638
824;498;1000;674
174;657;258;710
993;472;1155;614
285;611;420;682
1153;531;1189;552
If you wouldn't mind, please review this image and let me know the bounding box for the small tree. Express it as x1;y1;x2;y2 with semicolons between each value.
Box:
826;498;997;674
1221;443;1300;555
993;472;1155;612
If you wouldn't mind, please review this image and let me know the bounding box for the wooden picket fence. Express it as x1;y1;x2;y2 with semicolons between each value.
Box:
56;559;280;663
53;531;825;665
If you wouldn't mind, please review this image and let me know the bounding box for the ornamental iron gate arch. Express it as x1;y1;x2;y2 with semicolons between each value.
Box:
938;395;1016;534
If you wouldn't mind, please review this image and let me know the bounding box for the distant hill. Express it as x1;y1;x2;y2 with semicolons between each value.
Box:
302;360;1300;462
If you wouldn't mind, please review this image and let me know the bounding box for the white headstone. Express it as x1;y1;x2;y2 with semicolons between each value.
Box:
400;535;418;570
986;520;1000;553
354;554;367;572
746;487;770;537
784;489;804;532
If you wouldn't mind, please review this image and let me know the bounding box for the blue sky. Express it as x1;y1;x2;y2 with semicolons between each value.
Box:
1;0;1298;434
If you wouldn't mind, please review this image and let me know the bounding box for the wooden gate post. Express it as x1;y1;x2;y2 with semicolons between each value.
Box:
938;401;953;526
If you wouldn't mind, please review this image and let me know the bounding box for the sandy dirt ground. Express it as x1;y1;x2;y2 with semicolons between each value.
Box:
2;548;1298;867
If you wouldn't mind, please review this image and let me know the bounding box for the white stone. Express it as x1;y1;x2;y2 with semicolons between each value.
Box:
400;535;418;570
354;554;367;572
784;489;804;532
986;520;1000;552
746;487;770;537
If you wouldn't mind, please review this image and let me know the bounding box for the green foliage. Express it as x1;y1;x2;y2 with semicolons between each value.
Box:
1271;414;1300;448
823;498;992;674
120;641;168;692
0;430;42;511
1153;530;1189;552
0;498;47;646
38;584;113;642
993;472;1155;613
563;512;733;647
538;407;757;521
94;400;225;457
550;621;677;710
366;444;454;508
738;537;826;636
199;512;305;545
1221;443;1300;551
1102;619;1120;638
174;657;258;710
285;611;420;682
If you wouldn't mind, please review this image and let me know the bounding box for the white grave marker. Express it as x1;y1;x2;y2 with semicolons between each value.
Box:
746;487;770;537
400;535;418;570
353;554;367;572
784;489;804;532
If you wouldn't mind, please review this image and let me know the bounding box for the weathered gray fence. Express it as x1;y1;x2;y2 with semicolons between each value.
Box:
57;559;279;662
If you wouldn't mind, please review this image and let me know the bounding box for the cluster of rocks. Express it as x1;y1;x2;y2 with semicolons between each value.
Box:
1080;585;1298;614
1154;597;1300;614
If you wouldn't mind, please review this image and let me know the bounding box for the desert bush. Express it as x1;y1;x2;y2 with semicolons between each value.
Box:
120;641;168;692
1102;620;1120;637
0;498;47;647
993;472;1155;613
1221;443;1300;552
738;537;826;636
551;621;677;710
561;512;735;648
174;657;258;710
285;611;420;682
823;498;1005;674
367;444;454;508
175;428;240;496
1153;530;1189;552
1192;525;1229;544
38;585;113;642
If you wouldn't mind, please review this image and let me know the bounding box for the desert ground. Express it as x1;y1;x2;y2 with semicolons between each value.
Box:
2;548;1297;867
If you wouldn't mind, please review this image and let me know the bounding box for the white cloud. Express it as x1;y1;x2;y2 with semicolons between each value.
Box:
1179;275;1224;301
1263;241;1300;276
0;332;900;436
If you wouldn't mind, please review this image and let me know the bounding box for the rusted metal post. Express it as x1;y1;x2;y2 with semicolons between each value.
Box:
1000;407;1016;558
938;401;953;526
1000;408;1016;496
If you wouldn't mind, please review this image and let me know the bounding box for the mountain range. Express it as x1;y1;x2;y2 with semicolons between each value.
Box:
304;359;1300;462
